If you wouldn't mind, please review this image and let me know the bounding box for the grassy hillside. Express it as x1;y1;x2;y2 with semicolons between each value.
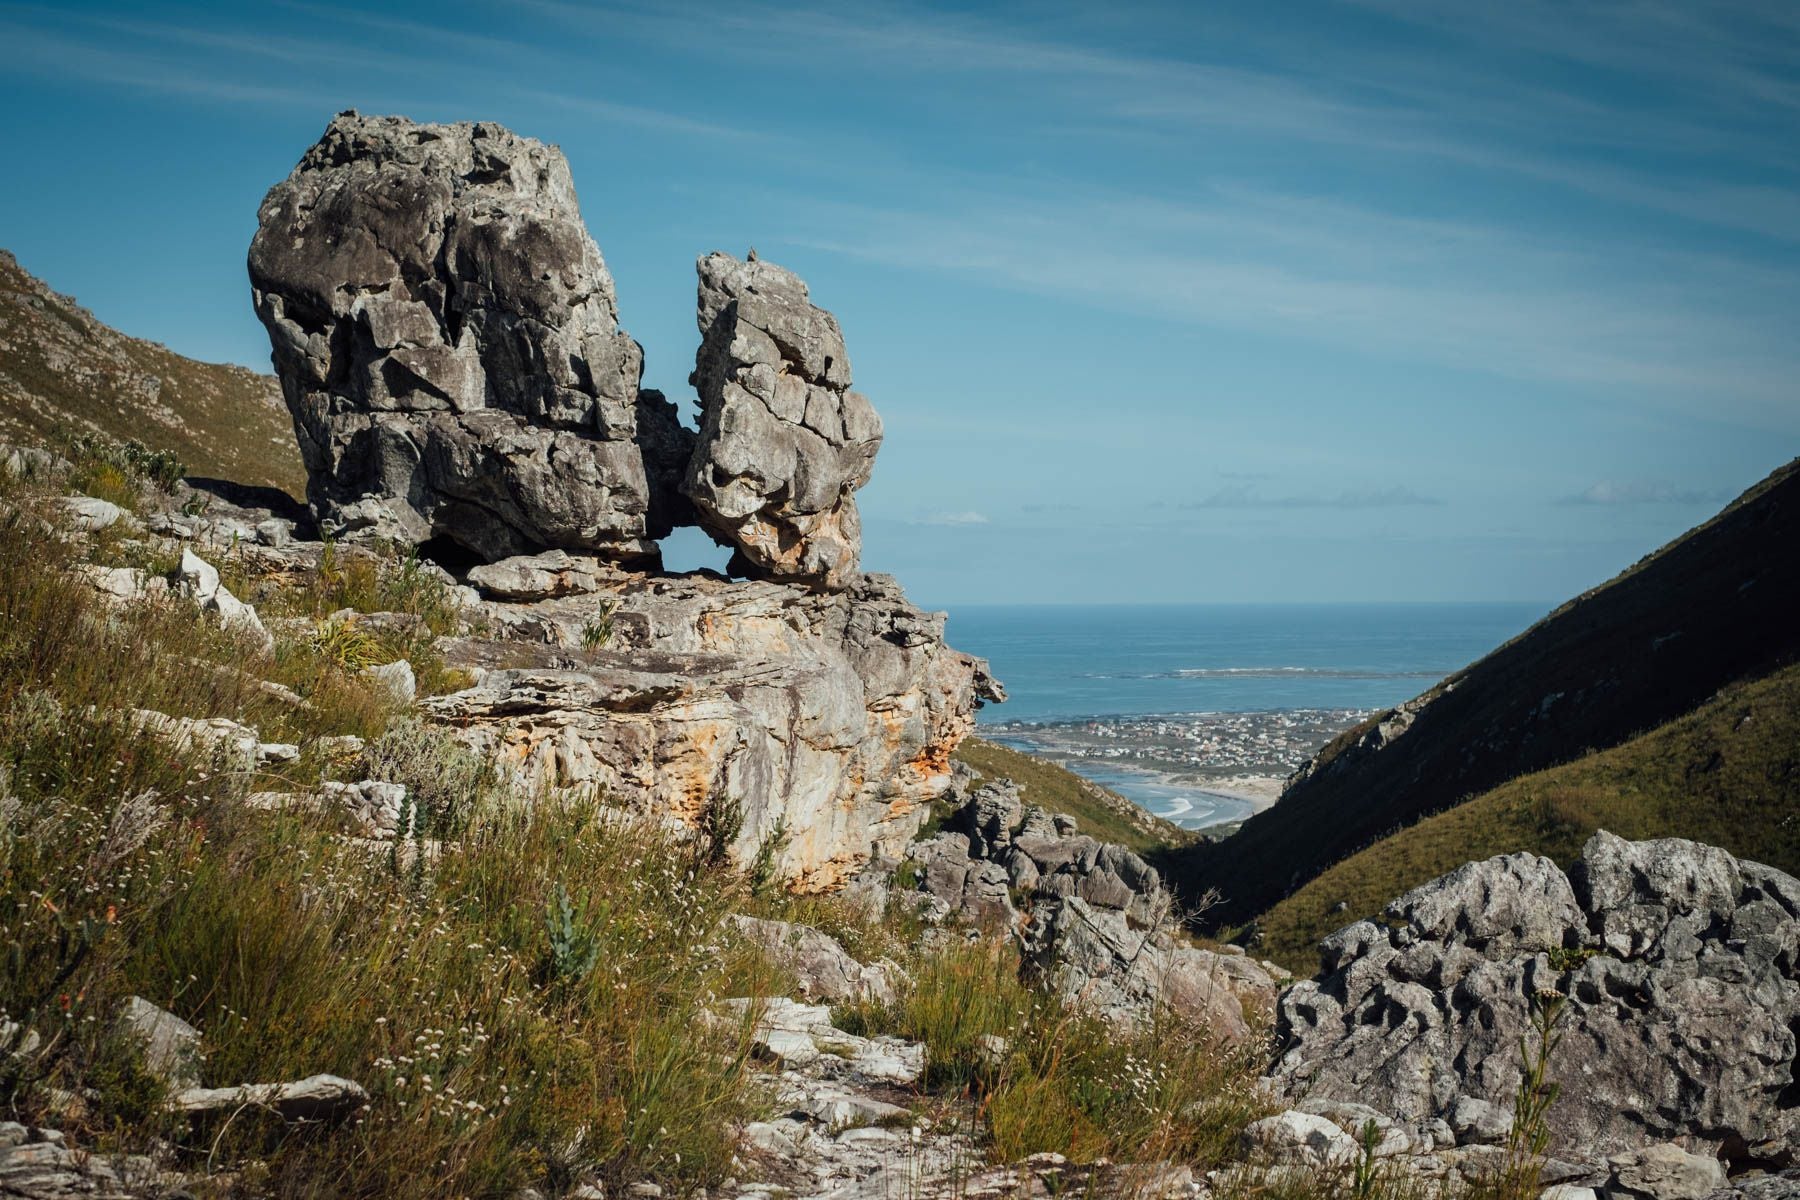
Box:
1173;457;1800;928
1254;659;1800;972
953;736;1195;855
0;248;303;496
0;459;1276;1196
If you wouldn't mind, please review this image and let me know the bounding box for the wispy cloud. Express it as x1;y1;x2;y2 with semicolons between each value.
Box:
1182;485;1444;510
0;4;759;141
0;20;338;107
1556;481;1735;506
561;0;1800;243
779;180;1800;430
2;0;1793;442
514;88;767;141
914;510;990;526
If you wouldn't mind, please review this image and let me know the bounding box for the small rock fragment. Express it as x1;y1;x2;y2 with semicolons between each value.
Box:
362;659;417;705
114;997;201;1092
1241;1110;1360;1169
1605;1143;1727;1200
53;495;125;531
171;548;274;652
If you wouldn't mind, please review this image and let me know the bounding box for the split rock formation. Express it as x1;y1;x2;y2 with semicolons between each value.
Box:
248;112;1000;885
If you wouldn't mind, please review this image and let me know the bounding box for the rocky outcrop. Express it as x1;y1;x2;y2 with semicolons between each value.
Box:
88;436;1001;891
684;252;881;589
423;567;1001;890
887;780;1281;1037
248;115;887;590
900;783;1176;930
241;113;1002;886
1023;895;1279;1040
1271;831;1800;1165
248;112;678;561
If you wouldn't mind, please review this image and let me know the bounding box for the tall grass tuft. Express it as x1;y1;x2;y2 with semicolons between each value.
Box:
839;936;1270;1169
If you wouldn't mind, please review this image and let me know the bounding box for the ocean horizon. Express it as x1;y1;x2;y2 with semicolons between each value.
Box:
943;601;1548;825
946;601;1548;725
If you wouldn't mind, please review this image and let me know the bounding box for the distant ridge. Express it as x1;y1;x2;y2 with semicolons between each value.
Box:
1173;456;1800;928
0;249;302;495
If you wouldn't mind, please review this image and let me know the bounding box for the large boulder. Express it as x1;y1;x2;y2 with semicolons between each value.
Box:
1271;831;1800;1165
248;112;686;562
684;252;881;590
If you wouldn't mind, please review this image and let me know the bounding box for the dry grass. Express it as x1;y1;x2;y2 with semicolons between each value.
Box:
836;936;1269;1169
0;478;783;1196
0;462;1410;1198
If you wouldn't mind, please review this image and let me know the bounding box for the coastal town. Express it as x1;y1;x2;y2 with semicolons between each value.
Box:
986;707;1370;814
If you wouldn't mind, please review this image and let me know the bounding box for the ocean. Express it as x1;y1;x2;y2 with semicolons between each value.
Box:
943;602;1546;826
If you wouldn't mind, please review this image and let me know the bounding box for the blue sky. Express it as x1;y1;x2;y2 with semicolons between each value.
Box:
2;0;1795;606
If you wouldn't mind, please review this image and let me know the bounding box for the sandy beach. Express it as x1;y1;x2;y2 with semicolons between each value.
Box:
986;709;1365;830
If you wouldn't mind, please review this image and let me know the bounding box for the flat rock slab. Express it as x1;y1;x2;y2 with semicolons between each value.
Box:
176;1074;368;1123
719;998;923;1087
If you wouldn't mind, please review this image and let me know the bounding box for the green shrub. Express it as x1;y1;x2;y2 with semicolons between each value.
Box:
543;882;602;985
60;430;186;495
360;715;498;838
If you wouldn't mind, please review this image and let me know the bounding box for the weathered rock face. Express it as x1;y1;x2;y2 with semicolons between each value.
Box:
885;779;1280;1038
1271;831;1800;1165
248;111;682;561
244;113;1002;887
684;252;881;589
424;564;1002;890
1023;895;1280;1041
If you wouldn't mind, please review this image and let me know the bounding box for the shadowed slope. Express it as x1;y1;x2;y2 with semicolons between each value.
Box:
1173;456;1800;928
1254;659;1800;971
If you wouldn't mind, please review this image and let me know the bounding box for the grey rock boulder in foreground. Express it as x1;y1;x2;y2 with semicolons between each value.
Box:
1271;830;1800;1165
249;111;682;562
685;251;882;589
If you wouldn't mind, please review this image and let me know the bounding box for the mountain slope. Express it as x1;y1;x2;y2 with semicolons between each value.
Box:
1254;658;1800;970
953;736;1195;856
0;249;302;495
1173;456;1800;927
